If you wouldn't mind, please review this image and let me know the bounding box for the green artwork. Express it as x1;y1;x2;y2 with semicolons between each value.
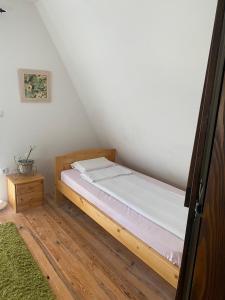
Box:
19;69;51;102
24;74;48;99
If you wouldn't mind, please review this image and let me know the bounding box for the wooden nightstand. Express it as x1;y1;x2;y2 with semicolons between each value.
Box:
7;174;44;213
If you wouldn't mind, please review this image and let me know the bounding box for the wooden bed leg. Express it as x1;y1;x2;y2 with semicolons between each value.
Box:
55;189;66;205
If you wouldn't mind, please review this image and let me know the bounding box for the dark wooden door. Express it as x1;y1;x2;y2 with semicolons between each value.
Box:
190;66;225;300
176;0;225;299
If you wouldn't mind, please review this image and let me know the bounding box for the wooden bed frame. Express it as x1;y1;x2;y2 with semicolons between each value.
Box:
55;148;179;288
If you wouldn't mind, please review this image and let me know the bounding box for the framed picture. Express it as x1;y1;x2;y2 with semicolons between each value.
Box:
18;69;51;103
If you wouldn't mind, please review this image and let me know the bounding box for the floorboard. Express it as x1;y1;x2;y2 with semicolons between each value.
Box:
0;199;176;300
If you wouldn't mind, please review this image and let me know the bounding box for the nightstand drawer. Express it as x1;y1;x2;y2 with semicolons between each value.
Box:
17;192;43;205
16;181;42;195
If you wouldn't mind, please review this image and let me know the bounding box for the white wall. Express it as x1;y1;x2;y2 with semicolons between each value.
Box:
0;0;99;200
36;0;217;189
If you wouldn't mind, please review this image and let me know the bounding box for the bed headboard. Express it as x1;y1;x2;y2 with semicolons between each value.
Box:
55;148;116;182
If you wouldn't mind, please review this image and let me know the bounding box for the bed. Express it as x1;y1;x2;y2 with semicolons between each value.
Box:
55;149;187;288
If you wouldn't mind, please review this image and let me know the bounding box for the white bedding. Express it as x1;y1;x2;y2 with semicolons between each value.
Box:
71;157;114;172
61;169;186;266
81;165;132;183
82;166;188;239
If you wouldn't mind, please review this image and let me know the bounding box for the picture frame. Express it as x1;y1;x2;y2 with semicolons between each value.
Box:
18;69;51;103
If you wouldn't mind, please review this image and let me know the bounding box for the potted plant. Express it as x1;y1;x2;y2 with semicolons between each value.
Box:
15;145;36;175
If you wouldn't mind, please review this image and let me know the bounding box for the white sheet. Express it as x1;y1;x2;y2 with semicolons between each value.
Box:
81;165;132;183
61;169;186;266
82;169;188;239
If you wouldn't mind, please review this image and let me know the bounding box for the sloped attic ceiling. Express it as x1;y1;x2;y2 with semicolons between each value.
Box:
35;0;217;189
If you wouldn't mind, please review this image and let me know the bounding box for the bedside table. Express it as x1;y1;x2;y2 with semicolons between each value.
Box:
7;174;44;213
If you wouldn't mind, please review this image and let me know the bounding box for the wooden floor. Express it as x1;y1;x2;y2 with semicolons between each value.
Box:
0;199;176;300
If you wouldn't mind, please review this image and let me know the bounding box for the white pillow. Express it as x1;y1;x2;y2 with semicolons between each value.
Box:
71;157;114;173
81;165;132;183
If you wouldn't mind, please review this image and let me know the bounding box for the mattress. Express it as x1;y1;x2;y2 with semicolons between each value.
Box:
61;169;186;267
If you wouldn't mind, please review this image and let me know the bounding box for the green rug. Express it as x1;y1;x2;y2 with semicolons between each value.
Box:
0;223;55;300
